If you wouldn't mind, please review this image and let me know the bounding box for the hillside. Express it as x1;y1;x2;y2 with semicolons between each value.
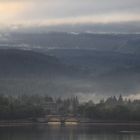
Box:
0;49;70;77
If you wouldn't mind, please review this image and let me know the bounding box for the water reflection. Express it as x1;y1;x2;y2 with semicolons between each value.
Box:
0;124;140;140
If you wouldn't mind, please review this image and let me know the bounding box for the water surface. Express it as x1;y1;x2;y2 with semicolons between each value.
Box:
0;124;140;140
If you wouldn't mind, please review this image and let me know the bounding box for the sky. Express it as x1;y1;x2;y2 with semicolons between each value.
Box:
0;0;140;32
0;0;140;101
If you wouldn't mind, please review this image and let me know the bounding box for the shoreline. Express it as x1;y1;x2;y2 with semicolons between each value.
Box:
1;121;140;127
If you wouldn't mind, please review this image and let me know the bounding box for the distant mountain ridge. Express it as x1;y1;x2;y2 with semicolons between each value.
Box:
0;49;73;77
0;32;140;100
1;32;140;54
0;49;79;96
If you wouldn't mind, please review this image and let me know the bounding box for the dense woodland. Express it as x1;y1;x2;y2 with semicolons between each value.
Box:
79;95;140;121
0;94;140;121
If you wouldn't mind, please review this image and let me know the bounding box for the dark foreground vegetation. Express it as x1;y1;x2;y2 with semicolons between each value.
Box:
0;94;140;121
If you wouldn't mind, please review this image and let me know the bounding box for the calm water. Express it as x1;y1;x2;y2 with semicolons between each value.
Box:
1;124;140;140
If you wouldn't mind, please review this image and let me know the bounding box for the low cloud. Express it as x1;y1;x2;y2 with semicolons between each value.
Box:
124;94;140;100
0;0;140;33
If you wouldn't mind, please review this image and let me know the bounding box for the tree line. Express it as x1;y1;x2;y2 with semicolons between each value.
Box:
78;95;140;121
0;94;140;121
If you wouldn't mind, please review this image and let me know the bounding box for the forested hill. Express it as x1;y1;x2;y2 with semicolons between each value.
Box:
0;49;84;96
0;49;74;77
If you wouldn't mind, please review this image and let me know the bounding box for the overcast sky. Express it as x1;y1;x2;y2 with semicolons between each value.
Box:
0;0;140;32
